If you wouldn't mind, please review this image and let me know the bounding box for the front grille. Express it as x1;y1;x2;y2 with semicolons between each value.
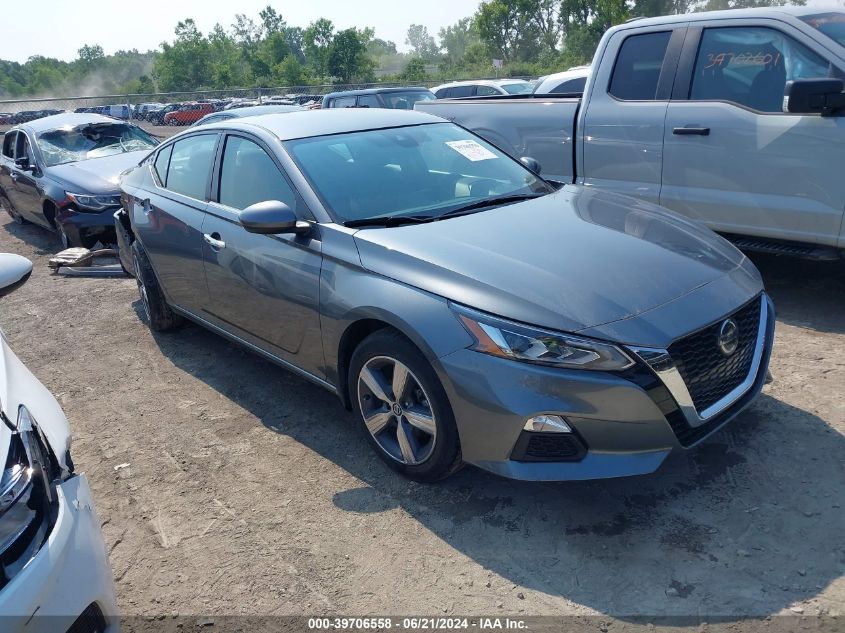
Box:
510;431;587;462
668;297;761;413
67;603;107;633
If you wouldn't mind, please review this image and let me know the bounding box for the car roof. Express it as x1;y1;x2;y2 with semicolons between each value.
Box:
196;105;304;124
323;87;432;99
433;79;531;90
198;108;444;140
17;112;126;134
619;6;839;29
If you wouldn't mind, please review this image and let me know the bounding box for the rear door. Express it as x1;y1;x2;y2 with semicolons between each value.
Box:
201;132;324;377
579;25;687;205
660;19;845;247
132;133;219;313
7;131;43;226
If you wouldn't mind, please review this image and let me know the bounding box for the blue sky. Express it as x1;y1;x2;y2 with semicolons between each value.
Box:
1;0;484;62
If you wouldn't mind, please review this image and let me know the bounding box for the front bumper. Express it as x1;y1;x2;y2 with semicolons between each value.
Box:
436;296;775;482
0;474;118;632
57;206;120;246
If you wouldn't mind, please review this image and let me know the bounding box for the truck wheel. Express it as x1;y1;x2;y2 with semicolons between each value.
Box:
349;330;462;482
131;241;181;332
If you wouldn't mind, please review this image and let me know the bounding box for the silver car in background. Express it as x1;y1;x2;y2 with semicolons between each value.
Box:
116;110;774;482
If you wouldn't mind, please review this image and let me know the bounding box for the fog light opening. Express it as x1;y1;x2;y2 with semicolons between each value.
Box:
523;414;572;433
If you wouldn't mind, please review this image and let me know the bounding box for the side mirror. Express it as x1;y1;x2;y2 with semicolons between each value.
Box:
0;253;33;297
14;157;33;172
239;200;310;235
520;156;542;175
784;78;845;115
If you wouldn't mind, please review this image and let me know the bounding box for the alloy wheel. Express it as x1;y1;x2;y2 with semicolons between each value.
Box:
357;356;437;465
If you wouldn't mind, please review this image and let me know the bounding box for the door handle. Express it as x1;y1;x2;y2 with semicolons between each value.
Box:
673;126;710;136
10;173;18;182
203;233;226;249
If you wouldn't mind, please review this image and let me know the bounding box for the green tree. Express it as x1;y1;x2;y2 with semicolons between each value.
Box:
406;24;440;61
328;28;375;83
153;19;212;91
304;18;335;79
400;57;429;81
276;55;310;86
439;17;480;66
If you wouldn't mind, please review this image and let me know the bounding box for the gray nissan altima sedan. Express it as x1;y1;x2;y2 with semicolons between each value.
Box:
116;109;775;482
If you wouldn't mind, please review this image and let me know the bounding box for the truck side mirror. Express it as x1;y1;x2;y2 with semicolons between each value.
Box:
520;156;542;175
784;78;845;115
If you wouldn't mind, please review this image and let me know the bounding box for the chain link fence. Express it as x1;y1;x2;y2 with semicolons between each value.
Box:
0;82;452;135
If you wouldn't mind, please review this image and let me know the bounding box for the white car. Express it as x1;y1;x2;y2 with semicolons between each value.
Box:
432;79;534;98
533;65;591;95
0;254;118;632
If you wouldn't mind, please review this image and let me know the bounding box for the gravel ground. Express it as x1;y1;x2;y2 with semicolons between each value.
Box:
0;210;843;623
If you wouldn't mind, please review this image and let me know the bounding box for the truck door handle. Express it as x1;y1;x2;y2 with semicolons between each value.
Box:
203;233;226;250
673;126;710;136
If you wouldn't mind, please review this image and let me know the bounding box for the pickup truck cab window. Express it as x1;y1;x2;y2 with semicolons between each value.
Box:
218;136;296;211
164;134;217;200
690;26;832;113
357;95;380;108
330;97;356;108
609;31;672;100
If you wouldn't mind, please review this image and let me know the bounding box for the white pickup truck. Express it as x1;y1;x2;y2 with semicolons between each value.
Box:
417;7;845;259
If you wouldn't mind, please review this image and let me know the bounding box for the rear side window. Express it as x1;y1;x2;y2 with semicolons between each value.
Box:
154;144;173;185
690;27;833;113
357;95;380;108
330;97;356;108
609;31;672;100
450;85;475;98
218;136;296;211
550;77;587;94
164;134;217;200
476;85;499;96
2;132;16;158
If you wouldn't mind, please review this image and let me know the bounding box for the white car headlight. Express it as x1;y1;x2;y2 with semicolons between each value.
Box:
453;305;634;371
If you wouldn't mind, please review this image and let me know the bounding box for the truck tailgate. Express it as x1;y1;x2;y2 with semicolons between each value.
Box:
415;97;579;183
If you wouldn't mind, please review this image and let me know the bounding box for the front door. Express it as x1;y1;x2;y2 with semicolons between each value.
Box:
660;21;845;247
6;132;43;226
201;134;324;377
132;133;218;313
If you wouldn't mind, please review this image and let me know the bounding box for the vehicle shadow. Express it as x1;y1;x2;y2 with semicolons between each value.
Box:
748;252;845;335
142;300;844;618
0;216;58;256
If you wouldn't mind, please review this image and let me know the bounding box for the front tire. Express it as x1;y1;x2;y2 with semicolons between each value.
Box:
131;241;181;331
349;330;462;482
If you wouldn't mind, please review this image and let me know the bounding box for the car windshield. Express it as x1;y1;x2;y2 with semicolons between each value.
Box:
37;123;158;166
286;122;553;224
801;12;845;48
382;91;436;109
500;82;534;94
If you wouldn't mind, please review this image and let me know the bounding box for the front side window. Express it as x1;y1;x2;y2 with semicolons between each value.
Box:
2;132;16;159
609;31;672;100
476;85;499;96
690;27;833;113
154;144;173;186
801;12;845;48
218;136;296;211
165;134;217;200
36;122;158;167
15;134;31;162
286;122;553;223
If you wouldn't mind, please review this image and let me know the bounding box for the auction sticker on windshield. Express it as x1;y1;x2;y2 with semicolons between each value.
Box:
446;140;498;161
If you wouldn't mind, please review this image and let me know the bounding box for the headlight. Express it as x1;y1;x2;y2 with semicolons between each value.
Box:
66;192;122;211
453;305;634;371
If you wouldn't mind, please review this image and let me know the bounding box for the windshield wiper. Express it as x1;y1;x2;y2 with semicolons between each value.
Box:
441;193;545;217
344;214;436;228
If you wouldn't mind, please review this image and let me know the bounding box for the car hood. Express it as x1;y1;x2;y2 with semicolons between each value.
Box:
352;186;752;335
0;330;71;474
45;150;149;195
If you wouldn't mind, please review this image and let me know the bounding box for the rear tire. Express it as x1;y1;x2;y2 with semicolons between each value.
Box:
131;241;181;331
349;330;462;482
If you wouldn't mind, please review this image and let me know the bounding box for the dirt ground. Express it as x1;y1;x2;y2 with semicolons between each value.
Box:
0;212;843;623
